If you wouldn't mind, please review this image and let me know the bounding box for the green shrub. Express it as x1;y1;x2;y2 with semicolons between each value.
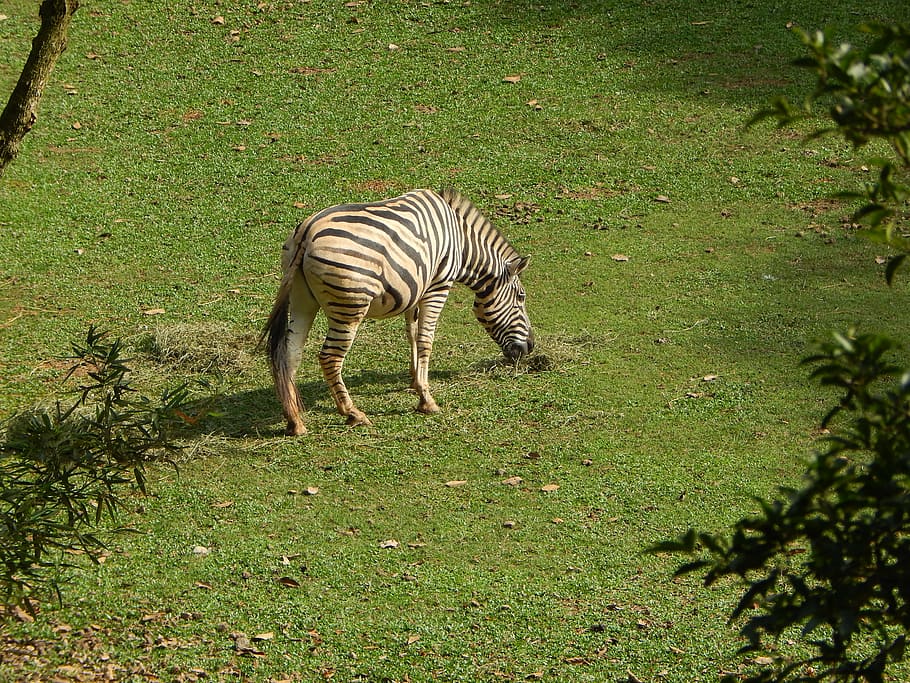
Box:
0;327;203;614
750;22;910;281
654;332;909;682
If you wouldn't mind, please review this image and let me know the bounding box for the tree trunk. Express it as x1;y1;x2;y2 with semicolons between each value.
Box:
0;0;79;178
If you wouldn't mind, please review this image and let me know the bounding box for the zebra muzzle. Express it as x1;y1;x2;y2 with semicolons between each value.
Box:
503;339;533;361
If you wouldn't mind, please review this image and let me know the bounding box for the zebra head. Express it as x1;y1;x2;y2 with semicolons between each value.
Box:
473;255;535;361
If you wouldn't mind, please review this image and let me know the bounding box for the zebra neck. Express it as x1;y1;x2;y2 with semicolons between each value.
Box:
455;243;514;294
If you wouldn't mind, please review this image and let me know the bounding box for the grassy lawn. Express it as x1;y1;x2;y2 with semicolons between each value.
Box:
2;0;909;681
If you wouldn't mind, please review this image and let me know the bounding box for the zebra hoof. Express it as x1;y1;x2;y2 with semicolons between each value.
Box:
416;400;441;415
346;413;373;427
285;422;307;436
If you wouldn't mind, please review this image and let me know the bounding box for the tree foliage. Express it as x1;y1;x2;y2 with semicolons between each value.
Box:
654;333;910;682
655;22;910;683
0;327;204;614
750;22;910;281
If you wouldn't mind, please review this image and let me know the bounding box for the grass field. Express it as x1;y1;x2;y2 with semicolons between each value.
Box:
2;0;909;681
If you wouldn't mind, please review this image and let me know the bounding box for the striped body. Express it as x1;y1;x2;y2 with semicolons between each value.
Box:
264;188;534;434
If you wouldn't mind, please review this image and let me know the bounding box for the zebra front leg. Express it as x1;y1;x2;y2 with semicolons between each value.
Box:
319;318;372;427
406;291;450;414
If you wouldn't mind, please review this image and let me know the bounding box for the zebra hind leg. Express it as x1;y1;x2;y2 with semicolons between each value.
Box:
281;275;319;435
319;317;372;427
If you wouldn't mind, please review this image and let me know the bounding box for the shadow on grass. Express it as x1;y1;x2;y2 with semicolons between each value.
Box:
193;368;460;438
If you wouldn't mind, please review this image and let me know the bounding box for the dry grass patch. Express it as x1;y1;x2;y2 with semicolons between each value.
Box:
137;323;257;375
469;331;611;377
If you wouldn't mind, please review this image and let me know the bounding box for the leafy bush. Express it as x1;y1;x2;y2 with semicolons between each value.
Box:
750;22;910;281
654;332;909;682
0;327;204;614
655;22;910;683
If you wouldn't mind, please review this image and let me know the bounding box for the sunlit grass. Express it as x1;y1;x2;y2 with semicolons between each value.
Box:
1;0;909;680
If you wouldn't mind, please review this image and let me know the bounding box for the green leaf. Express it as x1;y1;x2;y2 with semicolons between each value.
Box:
885;253;907;285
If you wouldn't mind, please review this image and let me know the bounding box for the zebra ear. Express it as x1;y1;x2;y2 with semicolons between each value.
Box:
506;255;530;278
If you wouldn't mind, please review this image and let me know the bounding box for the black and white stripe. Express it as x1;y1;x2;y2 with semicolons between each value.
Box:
263;188;534;435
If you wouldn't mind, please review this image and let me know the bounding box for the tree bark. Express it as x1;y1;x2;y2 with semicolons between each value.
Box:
0;0;79;178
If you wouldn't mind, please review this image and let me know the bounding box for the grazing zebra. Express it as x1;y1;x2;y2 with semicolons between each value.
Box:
263;188;535;435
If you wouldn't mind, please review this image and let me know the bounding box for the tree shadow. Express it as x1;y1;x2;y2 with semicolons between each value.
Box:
471;0;905;108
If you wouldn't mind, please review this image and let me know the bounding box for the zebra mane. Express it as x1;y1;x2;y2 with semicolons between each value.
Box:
438;187;521;259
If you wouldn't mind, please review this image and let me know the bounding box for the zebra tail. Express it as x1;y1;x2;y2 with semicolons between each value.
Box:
259;230;309;358
260;272;303;417
260;232;311;420
261;273;292;360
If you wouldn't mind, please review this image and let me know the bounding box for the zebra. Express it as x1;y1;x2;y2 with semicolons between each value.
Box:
262;188;535;435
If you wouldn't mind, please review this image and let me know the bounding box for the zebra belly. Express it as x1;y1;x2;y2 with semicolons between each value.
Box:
302;251;425;322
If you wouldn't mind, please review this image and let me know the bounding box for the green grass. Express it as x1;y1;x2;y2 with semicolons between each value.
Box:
2;0;910;681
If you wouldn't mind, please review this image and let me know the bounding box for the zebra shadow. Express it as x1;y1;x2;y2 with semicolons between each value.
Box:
195;368;459;438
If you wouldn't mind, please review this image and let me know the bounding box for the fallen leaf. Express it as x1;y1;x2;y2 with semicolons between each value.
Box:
252;632;275;641
277;576;301;588
406;634;421;645
655;195;671;203
192;545;211;556
502;74;522;83
540;484;560;493
233;633;266;658
501;476;523;487
446;46;465;52
293;201;307;208
702;374;718;382
71;121;82;130
303;486;320;496
143;308;166;316
611;254;630;262
444;480;468;487
503;520;517;528
212;15;225;25
388;43;400;51
211;500;233;508
379;539;400;549
195;581;213;590
875;256;888;265
12;605;34;623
